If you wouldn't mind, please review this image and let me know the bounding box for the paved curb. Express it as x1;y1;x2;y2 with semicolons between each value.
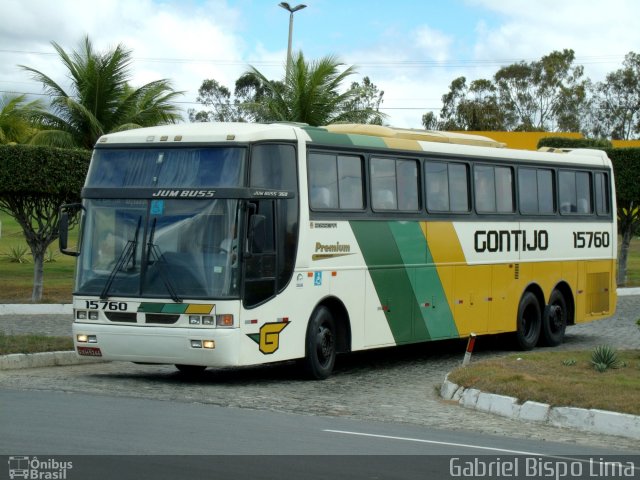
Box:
0;351;106;370
441;375;640;441
0;304;73;315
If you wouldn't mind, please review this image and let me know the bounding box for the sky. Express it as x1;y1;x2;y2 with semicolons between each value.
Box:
1;0;639;128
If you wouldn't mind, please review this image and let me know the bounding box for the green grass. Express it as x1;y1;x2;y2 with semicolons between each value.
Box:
0;211;77;303
625;235;640;287
0;332;73;354
448;349;640;415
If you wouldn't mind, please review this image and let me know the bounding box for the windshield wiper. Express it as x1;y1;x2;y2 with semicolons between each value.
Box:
146;218;182;303
100;216;142;300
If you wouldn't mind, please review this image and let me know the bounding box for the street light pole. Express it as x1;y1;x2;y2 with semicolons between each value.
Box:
278;2;306;78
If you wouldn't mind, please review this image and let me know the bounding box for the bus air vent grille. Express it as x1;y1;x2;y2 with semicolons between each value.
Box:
145;314;180;324
105;312;137;323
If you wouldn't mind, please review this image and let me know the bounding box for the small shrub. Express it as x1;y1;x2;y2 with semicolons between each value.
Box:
591;345;622;372
44;248;58;263
4;245;30;263
562;359;577;366
593;362;609;373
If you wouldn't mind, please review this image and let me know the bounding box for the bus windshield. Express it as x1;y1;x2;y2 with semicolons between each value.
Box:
86;147;246;188
76;197;241;300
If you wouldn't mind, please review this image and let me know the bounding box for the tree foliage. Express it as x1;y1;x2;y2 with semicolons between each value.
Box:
591;52;640;140
191;53;386;126
536;137;612;149
607;147;640;285
493;49;588;131
188;74;270;123
427;49;602;135
0;94;44;144
0;145;90;300
21;36;183;150
434;76;507;130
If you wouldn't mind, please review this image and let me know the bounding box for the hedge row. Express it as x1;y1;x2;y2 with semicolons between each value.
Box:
0;144;91;197
537;137;613;149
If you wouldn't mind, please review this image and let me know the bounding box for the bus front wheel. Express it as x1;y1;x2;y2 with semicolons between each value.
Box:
540;290;567;347
303;306;336;380
514;292;541;350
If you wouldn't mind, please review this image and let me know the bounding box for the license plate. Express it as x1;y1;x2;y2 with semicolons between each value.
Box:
77;346;102;357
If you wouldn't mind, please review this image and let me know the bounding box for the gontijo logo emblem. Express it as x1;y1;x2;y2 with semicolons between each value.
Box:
247;319;290;354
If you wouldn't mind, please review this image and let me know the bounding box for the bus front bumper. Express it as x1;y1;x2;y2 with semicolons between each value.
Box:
72;323;241;367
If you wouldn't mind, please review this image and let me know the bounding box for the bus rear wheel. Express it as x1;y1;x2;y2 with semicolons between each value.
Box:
303;306;336;380
540;290;567;347
514;292;541;350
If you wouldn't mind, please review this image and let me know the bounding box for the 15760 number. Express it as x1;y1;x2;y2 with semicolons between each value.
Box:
85;300;128;311
573;231;610;249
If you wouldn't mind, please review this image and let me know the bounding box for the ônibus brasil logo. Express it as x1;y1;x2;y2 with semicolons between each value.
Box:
8;456;73;479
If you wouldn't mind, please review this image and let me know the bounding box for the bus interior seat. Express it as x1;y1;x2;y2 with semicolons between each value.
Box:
374;189;396;209
311;187;332;208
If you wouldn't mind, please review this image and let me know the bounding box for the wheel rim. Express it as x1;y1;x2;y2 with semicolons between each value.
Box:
315;323;334;367
549;304;564;333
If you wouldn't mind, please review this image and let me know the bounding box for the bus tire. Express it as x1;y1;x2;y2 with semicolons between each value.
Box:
175;364;207;375
540;290;567;347
303;306;336;380
514;292;541;351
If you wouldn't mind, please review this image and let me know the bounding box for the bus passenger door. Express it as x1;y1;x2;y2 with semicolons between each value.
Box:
367;268;414;345
242;200;277;308
490;263;520;333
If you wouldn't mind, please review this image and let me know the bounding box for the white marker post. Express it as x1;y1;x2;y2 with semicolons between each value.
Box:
462;333;476;366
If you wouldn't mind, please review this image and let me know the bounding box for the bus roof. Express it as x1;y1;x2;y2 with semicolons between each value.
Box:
95;122;611;168
322;124;507;148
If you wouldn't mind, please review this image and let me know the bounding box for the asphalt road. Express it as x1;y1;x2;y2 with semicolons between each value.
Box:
2;388;637;480
1;294;639;475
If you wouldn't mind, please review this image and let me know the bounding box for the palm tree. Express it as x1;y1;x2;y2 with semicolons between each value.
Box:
0;94;43;144
21;36;183;150
245;52;386;126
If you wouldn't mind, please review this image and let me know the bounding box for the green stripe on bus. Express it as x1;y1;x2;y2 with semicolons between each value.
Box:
350;221;423;343
303;127;387;149
138;303;188;314
161;303;189;314
388;222;459;340
351;221;459;343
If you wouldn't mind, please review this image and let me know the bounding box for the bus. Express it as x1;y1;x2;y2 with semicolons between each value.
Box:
60;122;617;379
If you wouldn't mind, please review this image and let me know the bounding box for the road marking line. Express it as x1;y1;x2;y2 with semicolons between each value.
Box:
323;429;543;455
323;429;640;471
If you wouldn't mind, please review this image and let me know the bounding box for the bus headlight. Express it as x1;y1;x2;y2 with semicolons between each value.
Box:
76;334;97;343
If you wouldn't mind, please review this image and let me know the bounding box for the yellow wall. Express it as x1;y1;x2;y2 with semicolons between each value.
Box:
461;131;583;151
612;139;640;148
458;131;640;151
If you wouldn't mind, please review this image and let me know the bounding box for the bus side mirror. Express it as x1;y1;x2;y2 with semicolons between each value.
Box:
59;204;82;257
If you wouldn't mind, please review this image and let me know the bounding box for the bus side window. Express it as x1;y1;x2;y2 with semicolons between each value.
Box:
425;161;449;212
595;172;610;215
308;152;338;209
559;170;576;213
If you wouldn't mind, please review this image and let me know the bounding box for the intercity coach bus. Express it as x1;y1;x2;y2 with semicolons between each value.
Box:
60;122;617;379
